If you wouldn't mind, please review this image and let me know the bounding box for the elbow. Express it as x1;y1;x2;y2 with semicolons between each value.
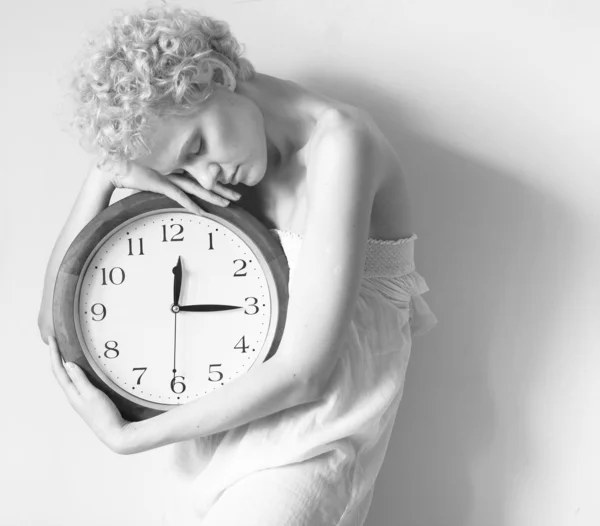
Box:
281;364;323;405
271;354;328;405
295;370;326;404
297;357;339;403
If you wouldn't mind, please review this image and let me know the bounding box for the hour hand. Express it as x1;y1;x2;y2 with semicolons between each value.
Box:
178;304;242;312
172;256;182;306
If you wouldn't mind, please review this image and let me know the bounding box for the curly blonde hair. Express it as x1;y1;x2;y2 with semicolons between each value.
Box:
69;3;256;168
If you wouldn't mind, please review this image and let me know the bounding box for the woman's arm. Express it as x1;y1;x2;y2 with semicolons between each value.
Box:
275;117;380;394
119;350;319;454
38;161;116;344
49;333;318;454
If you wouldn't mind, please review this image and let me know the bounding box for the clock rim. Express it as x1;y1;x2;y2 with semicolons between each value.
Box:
53;191;290;422
74;208;285;410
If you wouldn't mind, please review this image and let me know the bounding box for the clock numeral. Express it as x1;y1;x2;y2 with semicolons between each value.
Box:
162;224;184;242
104;340;120;359
208;364;223;382
127;237;145;256
170;375;186;394
90;303;106;321
101;267;125;286
234;336;249;354
233;258;247;277
244;297;259;315
208;232;214;250
132;367;147;385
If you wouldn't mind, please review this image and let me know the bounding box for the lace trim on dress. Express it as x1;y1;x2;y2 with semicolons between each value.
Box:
270;228;417;245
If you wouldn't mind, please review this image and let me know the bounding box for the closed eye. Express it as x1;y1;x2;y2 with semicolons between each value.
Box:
167;136;202;176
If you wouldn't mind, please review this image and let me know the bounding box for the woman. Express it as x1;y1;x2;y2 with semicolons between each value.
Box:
38;4;438;525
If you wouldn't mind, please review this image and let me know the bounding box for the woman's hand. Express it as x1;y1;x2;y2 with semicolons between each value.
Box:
106;161;241;215
49;336;133;454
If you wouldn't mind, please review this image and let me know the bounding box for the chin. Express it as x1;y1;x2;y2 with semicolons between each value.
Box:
251;162;271;187
242;165;257;187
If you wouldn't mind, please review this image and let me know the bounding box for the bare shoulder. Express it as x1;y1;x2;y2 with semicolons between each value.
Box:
306;106;387;191
312;106;379;142
308;106;414;240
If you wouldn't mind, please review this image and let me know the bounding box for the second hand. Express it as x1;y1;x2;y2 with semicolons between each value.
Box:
173;310;178;377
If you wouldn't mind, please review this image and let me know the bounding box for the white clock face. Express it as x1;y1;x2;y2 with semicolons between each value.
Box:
75;209;277;408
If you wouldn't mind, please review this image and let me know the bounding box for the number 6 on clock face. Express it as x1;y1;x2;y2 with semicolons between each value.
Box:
54;192;289;421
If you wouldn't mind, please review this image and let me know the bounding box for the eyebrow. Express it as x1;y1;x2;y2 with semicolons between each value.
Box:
163;131;197;174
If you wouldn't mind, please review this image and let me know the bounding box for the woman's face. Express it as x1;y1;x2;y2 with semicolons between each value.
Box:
135;86;268;189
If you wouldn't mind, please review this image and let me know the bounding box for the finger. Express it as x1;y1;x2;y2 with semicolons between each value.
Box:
148;176;208;215
182;164;241;203
214;182;243;203
48;336;80;399
169;174;237;208
64;362;94;398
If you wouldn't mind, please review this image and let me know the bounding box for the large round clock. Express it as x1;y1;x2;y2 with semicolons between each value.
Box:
53;191;290;422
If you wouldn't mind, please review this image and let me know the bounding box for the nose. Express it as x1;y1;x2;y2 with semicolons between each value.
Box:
187;162;223;189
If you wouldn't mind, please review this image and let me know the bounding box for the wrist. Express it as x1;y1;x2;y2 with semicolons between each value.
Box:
88;159;122;192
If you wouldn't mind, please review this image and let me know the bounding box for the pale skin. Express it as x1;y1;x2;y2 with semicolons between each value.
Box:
42;71;406;454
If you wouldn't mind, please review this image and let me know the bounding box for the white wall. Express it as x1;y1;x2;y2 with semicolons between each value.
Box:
2;1;598;525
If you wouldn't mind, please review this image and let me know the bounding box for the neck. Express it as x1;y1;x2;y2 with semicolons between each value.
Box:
236;73;324;183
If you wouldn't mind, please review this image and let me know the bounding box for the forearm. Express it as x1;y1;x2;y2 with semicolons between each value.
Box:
123;355;319;454
38;162;116;341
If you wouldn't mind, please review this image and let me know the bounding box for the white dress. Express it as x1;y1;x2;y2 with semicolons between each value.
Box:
162;228;438;526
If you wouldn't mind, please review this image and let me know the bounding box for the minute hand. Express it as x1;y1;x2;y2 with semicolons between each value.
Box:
178;304;243;312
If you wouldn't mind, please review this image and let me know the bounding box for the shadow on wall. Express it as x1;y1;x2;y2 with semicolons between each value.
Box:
297;72;577;526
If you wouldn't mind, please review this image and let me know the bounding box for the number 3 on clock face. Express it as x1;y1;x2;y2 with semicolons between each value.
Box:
54;193;289;421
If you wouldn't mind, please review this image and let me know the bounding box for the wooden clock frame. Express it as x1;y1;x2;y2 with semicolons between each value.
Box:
53;191;290;422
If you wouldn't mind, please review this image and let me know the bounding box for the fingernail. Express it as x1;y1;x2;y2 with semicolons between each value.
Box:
65;362;75;371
